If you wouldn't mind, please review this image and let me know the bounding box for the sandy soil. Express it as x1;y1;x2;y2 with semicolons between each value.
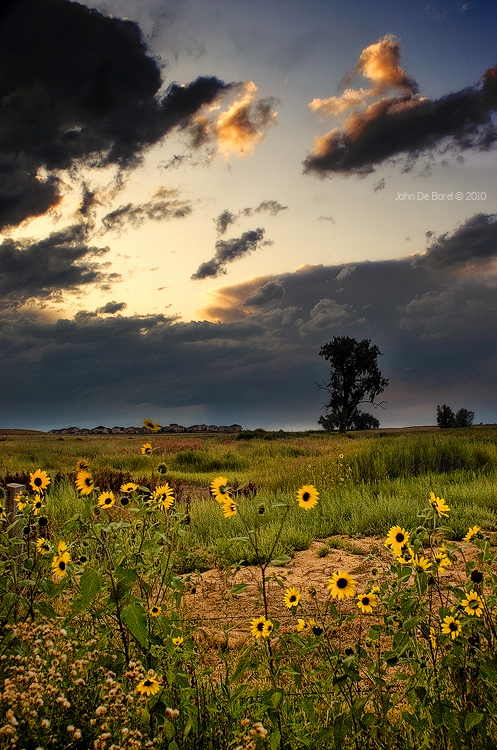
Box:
182;536;484;658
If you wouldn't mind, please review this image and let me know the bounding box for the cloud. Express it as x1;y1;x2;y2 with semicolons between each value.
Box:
214;210;238;235
244;280;285;306
191;228;269;279
304;33;497;176
100;187;193;234
97;301;127;314
2;213;497;428
254;200;288;215
214;200;287;235
0;0;229;230
185;82;278;158
0;225;116;305
420;213;497;268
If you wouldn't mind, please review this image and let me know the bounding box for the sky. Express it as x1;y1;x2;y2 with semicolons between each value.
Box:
1;0;496;431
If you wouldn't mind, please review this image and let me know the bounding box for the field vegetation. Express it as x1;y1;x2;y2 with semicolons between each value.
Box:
1;427;497;748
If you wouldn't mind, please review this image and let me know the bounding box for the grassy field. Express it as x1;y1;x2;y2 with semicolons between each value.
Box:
2;427;497;748
1;426;496;570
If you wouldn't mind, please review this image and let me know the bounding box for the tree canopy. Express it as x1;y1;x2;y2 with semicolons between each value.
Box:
318;337;388;433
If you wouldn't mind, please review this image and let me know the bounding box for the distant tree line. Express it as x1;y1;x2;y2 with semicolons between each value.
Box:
436;404;474;429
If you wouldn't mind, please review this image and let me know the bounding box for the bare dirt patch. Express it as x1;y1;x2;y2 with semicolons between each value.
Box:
183;536;483;660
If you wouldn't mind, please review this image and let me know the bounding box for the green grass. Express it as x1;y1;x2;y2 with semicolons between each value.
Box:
2;428;497;571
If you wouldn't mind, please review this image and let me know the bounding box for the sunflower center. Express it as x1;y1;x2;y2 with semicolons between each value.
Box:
302;492;310;502
104;498;112;505
34;478;42;486
144;680;152;687
362;597;370;606
257;622;264;631
449;622;457;631
58;561;66;570
290;595;296;602
337;577;347;589
395;533;405;543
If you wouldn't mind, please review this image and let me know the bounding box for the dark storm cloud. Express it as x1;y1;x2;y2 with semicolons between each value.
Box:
304;63;497;176
2;213;497;427
0;225;115;304
191;228;268;279
421;213;497;268
0;0;229;229
101;188;193;234
244;281;285;306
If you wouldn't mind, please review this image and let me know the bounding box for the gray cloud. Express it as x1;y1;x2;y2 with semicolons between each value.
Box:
304;62;497;177
191;228;268;279
244;280;285;306
2;213;497;429
97;301;128;314
101;188;193;234
420;213;497;268
0;225;115;305
0;0;229;230
214;201;287;235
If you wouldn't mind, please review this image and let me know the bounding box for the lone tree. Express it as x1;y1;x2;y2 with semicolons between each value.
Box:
318;337;388;433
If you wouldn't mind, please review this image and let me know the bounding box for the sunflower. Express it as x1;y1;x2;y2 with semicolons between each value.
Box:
297;485;319;510
328;571;356;600
283;587;300;608
172;637;184;646
141;443;153;455
385;526;409;557
36;537;51;555
149;605;162;617
0;502;5;519
441;615;462;640
413;554;431;573
357;591;377;614
136;672;161;697
251;616;271;639
210;476;231;502
463;525;481;542
32;496;45;516
75;471;94;495
76;458;89;471
429;492;450;517
98;491;115;509
120;482;138;493
434;546;452;570
296;619;306;632
29;469;51;493
52;554;69;579
222;500;237;518
262;619;274;637
143;419;161;432
16;492;29;511
153;484;174;510
462;591;483;617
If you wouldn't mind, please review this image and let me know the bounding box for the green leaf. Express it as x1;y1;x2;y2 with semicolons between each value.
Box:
34;601;56;619
269;730;281;750
229;536;250;543
465;713;485;731
270;554;291;566
80;569;103;604
230;583;248;596
121;603;148;647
